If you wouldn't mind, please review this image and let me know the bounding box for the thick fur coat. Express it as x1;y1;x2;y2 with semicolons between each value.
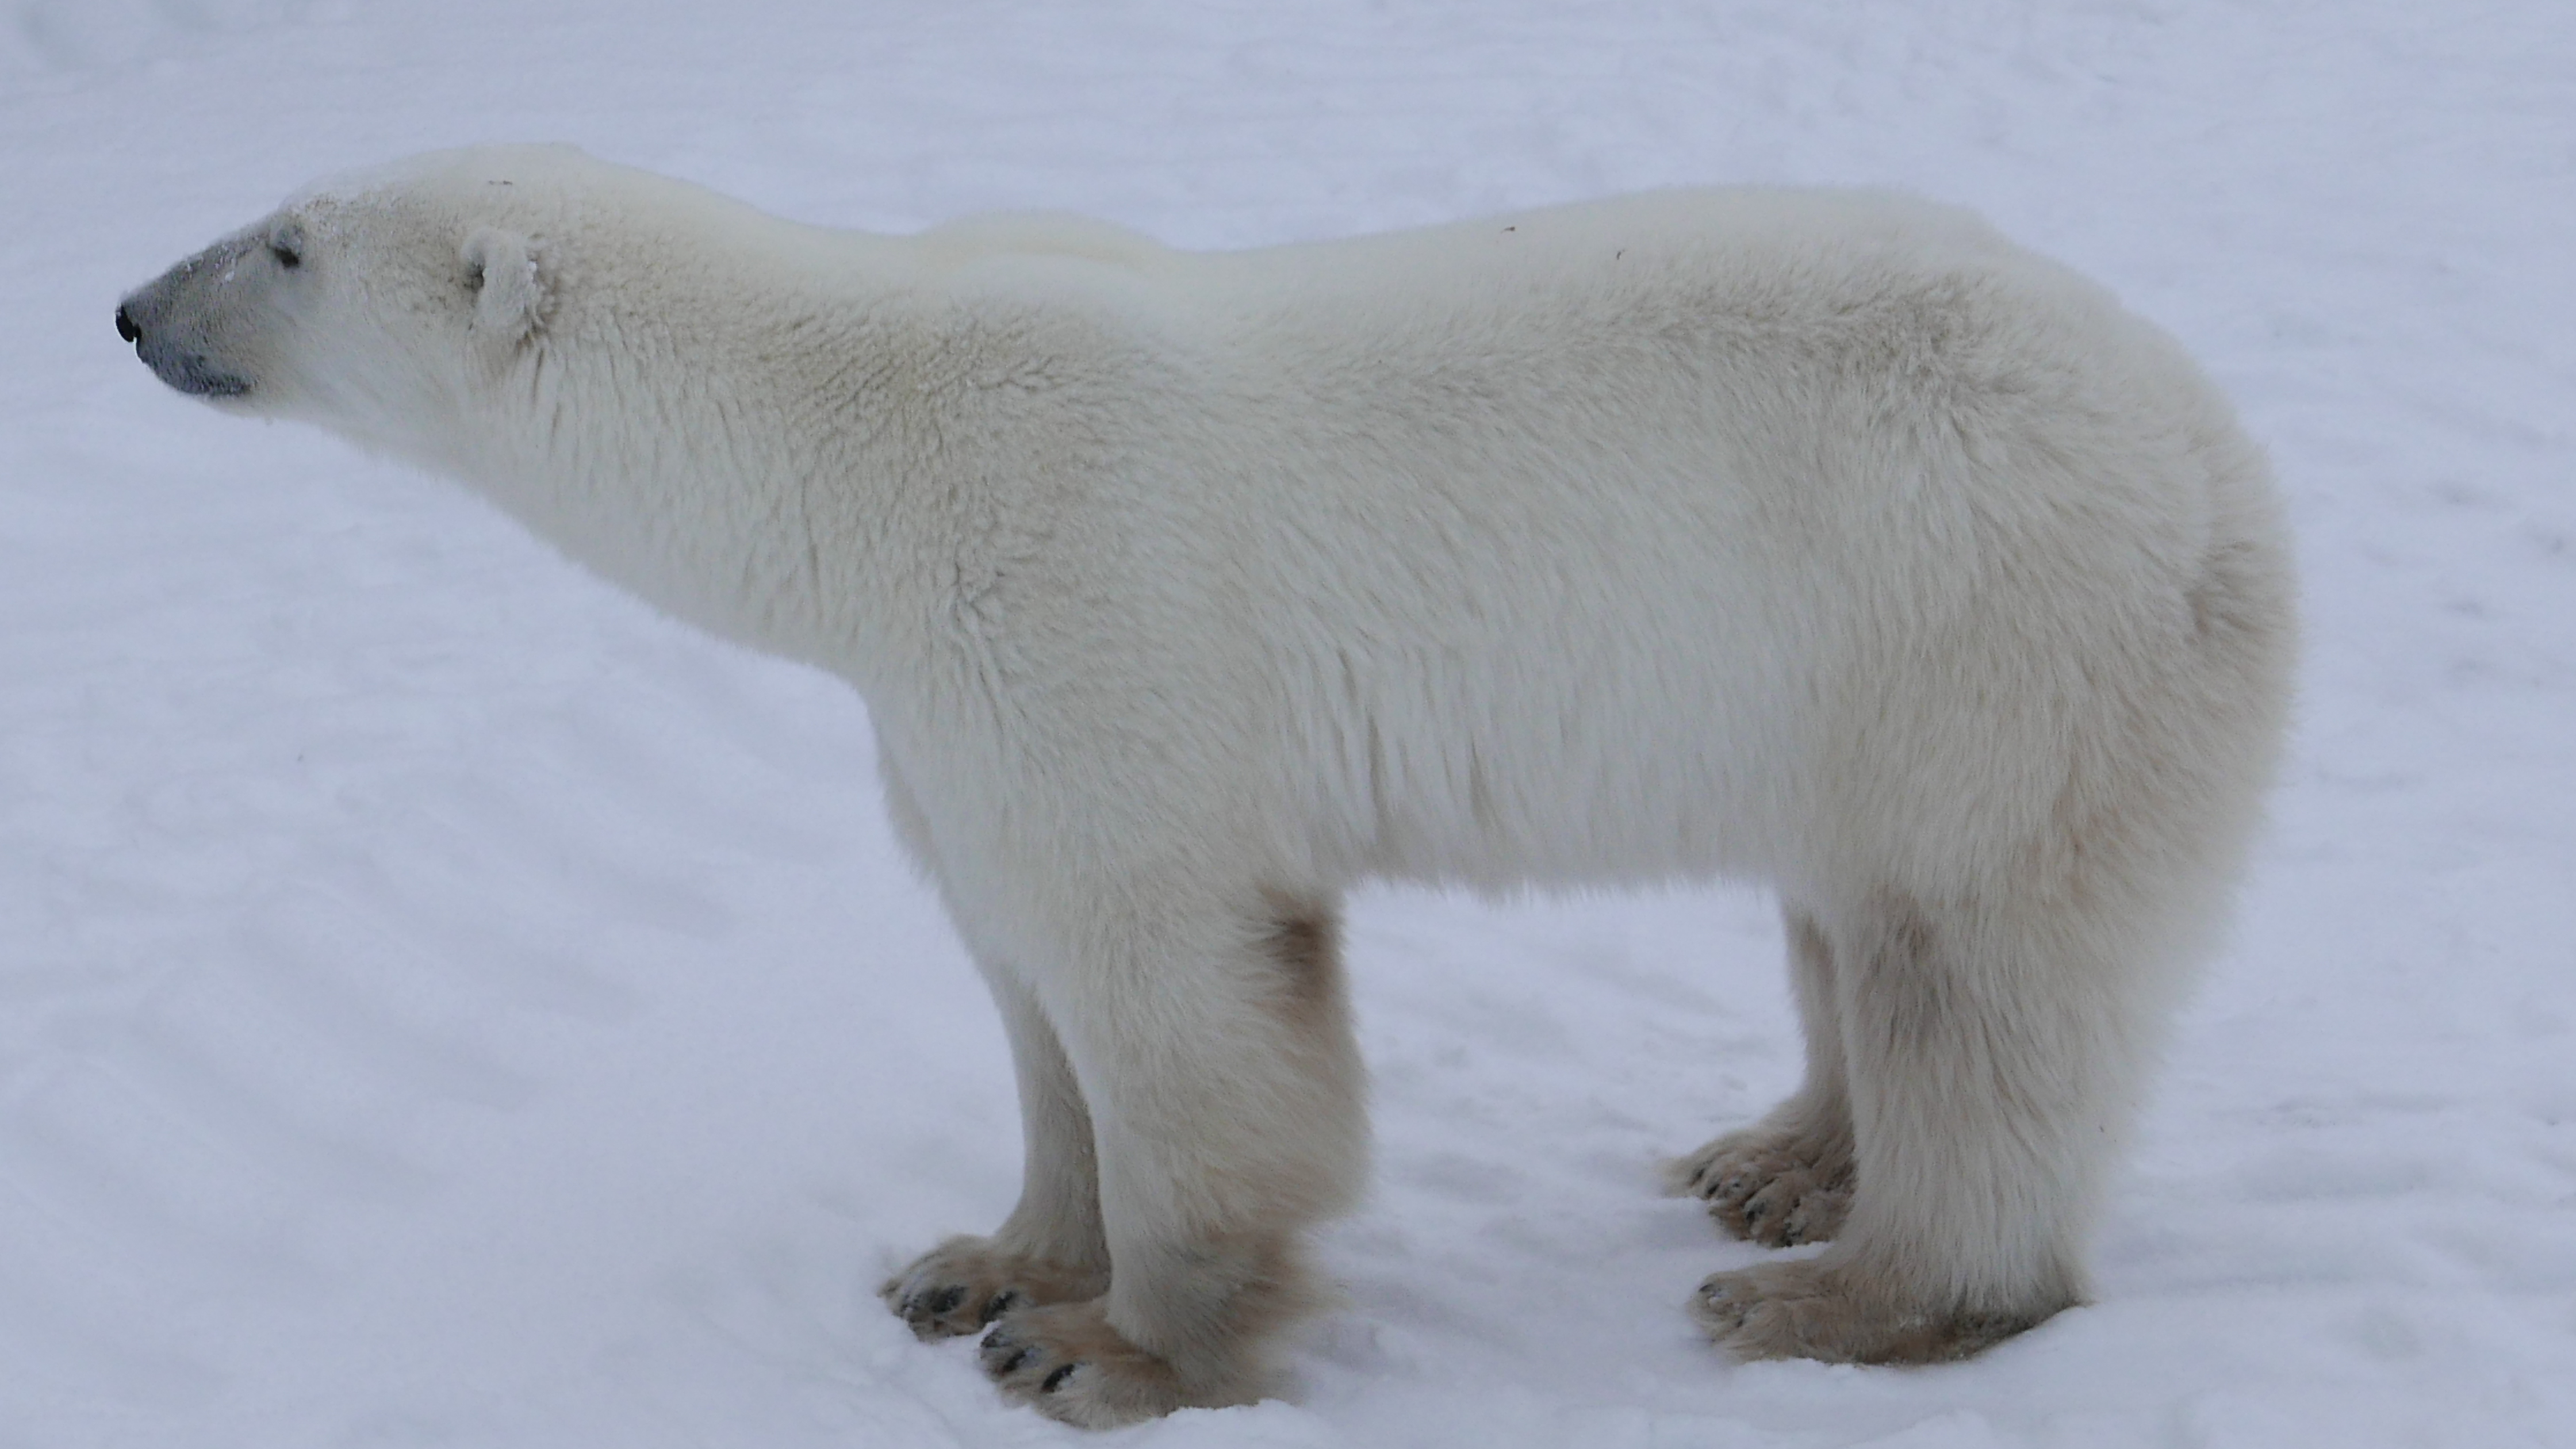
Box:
119;146;2295;1427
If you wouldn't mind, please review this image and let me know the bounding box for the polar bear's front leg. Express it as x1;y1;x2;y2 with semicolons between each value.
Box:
977;890;1367;1427
884;965;1110;1337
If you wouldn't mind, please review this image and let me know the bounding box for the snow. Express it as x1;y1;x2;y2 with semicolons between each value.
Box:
7;1;2574;1444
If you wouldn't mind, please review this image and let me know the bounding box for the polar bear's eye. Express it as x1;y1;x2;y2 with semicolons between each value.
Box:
267;221;306;270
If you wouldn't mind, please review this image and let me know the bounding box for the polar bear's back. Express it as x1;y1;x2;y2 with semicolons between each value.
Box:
1150;191;2286;899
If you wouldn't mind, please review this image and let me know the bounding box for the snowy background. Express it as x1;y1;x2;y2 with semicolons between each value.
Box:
6;2;2574;1445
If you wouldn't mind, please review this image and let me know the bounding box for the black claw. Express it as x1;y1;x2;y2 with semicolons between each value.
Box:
924;1285;966;1317
1041;1362;1078;1393
1706;1302;1743;1327
1743;1200;1768;1222
979;1289;1021;1325
979;1323;1034;1378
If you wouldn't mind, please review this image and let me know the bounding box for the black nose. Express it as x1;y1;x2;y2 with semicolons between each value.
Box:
116;303;140;343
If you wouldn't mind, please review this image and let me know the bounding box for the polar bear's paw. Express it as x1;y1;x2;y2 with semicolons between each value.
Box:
1666;1124;1853;1248
880;1236;1109;1341
979;1300;1186;1428
1691;1258;2052;1364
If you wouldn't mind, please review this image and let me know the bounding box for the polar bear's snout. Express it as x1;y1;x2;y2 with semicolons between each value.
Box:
118;232;273;400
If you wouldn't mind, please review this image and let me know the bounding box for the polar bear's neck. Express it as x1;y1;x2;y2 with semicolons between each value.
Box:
455;217;1153;713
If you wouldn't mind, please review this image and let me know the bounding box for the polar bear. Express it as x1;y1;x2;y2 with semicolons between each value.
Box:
118;146;2295;1427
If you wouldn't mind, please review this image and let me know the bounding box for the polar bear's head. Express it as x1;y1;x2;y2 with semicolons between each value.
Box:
116;148;584;464
118;147;869;656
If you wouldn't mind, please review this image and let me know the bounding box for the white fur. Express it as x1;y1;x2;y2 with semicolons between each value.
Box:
122;145;2296;1424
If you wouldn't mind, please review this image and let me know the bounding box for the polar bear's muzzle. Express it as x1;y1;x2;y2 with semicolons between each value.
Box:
117;233;266;400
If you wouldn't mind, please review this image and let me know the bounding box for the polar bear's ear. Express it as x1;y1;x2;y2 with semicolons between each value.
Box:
462;227;545;343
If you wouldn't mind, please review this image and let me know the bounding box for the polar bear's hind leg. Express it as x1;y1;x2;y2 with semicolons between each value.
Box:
1694;883;2164;1362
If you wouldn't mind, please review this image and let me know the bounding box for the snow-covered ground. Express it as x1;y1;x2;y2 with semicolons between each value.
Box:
7;2;2574;1444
